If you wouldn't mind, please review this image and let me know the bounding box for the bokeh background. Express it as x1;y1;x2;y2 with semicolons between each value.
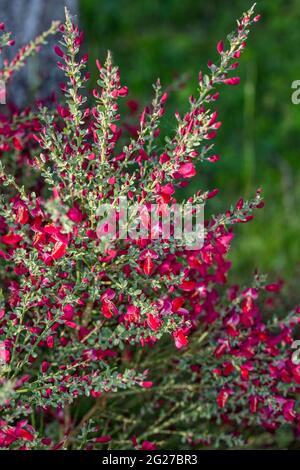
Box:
80;0;300;285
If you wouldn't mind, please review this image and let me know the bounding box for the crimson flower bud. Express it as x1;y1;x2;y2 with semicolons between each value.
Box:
217;40;224;54
143;258;155;276
54;45;64;58
224;77;240;85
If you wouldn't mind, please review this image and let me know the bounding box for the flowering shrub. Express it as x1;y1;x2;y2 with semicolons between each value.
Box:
0;5;300;450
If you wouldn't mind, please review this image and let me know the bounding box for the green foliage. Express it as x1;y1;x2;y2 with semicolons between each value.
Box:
80;0;300;280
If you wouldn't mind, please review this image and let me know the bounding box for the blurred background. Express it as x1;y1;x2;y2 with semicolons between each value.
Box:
3;0;300;284
80;0;300;283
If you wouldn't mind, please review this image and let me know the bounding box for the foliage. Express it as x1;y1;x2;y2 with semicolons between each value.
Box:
80;0;300;279
0;5;300;450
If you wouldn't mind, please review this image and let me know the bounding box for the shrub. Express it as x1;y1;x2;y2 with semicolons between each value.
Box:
0;5;299;450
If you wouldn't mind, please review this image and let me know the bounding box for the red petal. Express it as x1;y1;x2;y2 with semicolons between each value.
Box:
51;241;66;259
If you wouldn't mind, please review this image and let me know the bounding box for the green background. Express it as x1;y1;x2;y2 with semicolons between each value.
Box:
80;0;300;283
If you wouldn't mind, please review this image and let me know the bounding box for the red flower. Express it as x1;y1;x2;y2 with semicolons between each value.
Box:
143;257;155;276
283;401;296;422
15;204;29;225
46;336;54;349
67;206;84;223
54;45;64;58
178;162;196;178
214;341;229;358
179;280;197;292
1;233;22;245
217;40;224;54
113;86;128;97
223;77;240;85
101;288;116;301
41;361;50;373
101;299;118;318
207;188;219;199
57;105;70;118
17;428;34;442
51;241;67;260
125;305;140;323
265;281;282;292
95;435;112;443
173;329;188;349
147;313;161;331
217;389;230;408
141;381;153;388
171;297;185;312
159;182;175;202
12;137;23;151
141;440;156;450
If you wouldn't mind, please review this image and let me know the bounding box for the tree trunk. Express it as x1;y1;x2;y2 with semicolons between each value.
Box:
0;0;78;106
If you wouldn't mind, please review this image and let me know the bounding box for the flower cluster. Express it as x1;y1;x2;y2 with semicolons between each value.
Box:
0;5;299;450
